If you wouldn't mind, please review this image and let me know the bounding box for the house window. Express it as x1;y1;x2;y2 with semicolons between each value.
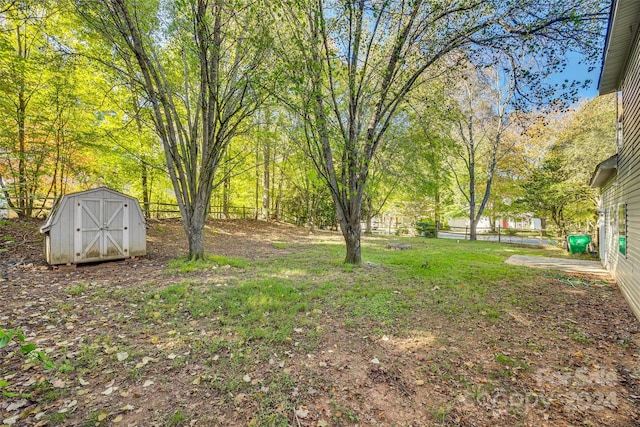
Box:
619;202;627;256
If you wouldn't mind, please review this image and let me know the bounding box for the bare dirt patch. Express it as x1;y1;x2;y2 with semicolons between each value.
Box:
1;219;639;426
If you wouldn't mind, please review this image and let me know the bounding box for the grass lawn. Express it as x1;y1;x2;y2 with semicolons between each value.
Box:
1;220;639;426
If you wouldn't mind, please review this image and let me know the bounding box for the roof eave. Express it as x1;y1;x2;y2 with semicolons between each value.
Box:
598;0;640;95
589;154;618;188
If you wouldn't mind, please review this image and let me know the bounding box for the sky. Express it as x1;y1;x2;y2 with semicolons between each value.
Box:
559;52;602;100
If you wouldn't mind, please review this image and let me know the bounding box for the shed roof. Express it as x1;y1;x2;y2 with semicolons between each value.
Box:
589;154;618;188
599;0;640;94
40;187;144;234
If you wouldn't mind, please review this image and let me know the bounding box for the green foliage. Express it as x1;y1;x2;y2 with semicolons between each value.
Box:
0;327;61;397
495;353;518;367
518;95;616;235
146;278;308;343
66;283;87;296
167;255;247;273
166;410;188;426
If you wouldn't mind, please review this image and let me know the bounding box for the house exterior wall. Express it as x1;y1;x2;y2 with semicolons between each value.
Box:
614;33;640;320
598;175;620;271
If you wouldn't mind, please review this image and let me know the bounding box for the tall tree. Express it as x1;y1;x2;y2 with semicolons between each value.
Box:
77;0;272;259
0;0;98;217
448;65;515;240
519;94;616;236
277;0;607;263
0;1;54;217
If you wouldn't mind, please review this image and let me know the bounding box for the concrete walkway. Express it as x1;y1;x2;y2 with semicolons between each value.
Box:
505;255;611;278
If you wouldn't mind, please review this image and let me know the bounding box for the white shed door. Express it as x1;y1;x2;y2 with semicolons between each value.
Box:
74;197;129;262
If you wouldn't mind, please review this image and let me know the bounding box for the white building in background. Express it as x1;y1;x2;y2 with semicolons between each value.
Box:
447;216;542;232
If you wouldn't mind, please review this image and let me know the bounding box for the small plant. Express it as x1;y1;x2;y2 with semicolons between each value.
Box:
569;329;592;344
48;411;69;426
66;283;87;296
330;401;359;423
495;353;517;367
0;328;55;370
342;263;354;273
167;409;188;426
431;403;453;422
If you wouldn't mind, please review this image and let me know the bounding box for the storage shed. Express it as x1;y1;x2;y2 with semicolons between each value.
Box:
40;187;146;265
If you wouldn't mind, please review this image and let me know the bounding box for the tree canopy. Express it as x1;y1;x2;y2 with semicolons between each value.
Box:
0;0;614;263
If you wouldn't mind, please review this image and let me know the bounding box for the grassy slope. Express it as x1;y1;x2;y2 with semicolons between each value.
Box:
4;232;634;426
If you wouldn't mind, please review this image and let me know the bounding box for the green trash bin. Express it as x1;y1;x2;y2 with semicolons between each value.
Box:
567;234;591;254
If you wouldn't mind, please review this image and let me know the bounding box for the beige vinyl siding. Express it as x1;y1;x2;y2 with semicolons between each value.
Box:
600;177;620;271
617;30;640;321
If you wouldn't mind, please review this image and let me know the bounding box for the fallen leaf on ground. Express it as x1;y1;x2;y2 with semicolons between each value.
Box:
295;406;309;418
7;399;28;411
3;415;18;425
52;379;66;388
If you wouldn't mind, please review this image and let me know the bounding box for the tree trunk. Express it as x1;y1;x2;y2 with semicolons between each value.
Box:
469;174;477;241
254;141;260;220
365;195;373;234
141;161;150;219
223;172;230;219
340;219;362;264
309;194;317;233
434;188;441;229
262;139;270;220
470;218;478;241
186;216;206;260
275;170;284;221
17;83;28;218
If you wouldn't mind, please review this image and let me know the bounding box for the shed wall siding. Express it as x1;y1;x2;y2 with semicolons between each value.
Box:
48;197;75;265
43;188;146;265
618;33;640;320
